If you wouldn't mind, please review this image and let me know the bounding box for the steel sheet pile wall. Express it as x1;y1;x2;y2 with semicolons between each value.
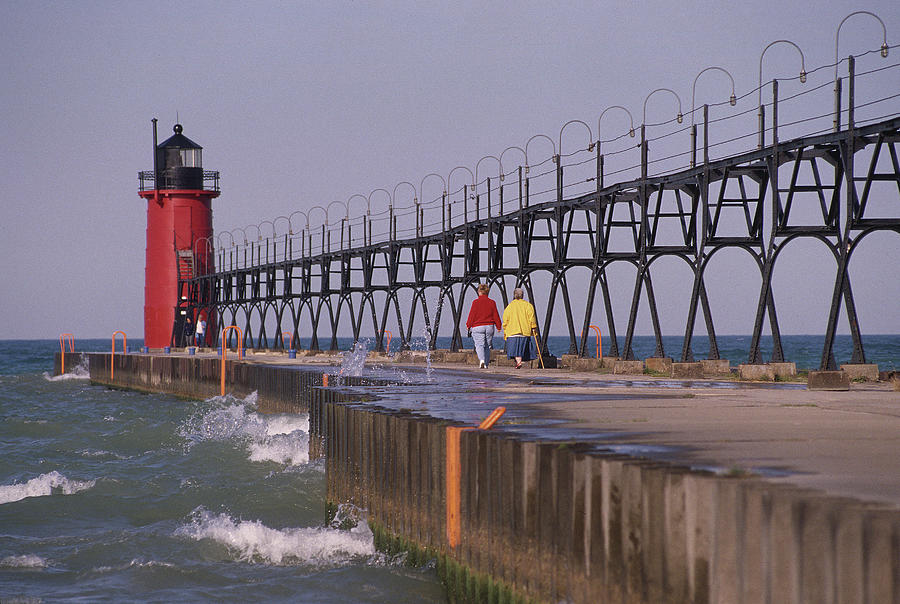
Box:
313;397;900;604
73;353;329;412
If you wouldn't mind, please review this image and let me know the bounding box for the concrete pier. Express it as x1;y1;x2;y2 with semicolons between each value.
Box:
60;351;900;603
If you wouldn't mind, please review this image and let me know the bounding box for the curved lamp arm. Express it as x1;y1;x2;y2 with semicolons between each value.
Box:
392;181;417;208
499;146;526;179
347;194;368;221
524;134;556;173
273;215;290;237
447;166;475;196
230;227;248;245
558;119;595;159
597;105;636;143
758;39;806;108
691;66;737;126
835;10;889;81
326;200;348;225
244;223;261;242
419;173;446;203
475;155;502;190
367;188;391;215
288;210;309;234
642;88;684;126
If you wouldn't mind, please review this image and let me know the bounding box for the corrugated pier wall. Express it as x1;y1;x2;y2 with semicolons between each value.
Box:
62;352;900;604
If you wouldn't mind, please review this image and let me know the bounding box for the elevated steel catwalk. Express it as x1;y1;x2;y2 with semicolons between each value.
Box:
179;116;900;370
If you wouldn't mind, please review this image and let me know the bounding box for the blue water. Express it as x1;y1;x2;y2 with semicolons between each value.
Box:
0;340;444;603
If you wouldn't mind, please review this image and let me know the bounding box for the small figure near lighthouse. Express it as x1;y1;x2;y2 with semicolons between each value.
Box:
138;120;220;349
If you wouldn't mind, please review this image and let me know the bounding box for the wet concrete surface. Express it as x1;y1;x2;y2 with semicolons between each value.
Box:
321;359;900;509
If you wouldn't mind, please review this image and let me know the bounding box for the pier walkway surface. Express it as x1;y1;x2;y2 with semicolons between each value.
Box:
153;349;900;509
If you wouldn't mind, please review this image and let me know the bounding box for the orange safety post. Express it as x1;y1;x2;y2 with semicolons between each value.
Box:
322;373;329;387
220;325;244;396
281;331;293;350
110;331;126;380
446;406;506;548
478;406;506;429
589;324;603;359
383;330;393;355
59;333;75;374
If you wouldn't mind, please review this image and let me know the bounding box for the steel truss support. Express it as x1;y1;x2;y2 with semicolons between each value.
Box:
177;118;900;370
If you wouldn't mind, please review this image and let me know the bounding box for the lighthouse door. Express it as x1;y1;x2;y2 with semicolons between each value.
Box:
175;206;192;249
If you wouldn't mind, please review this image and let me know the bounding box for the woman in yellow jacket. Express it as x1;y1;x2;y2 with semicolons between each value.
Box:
501;288;538;369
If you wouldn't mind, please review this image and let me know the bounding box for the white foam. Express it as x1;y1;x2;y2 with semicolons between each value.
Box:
92;558;176;574
248;433;310;465
43;358;90;381
176;508;374;566
0;471;96;505
180;395;311;467
265;414;309;436
0;554;48;569
79;449;130;460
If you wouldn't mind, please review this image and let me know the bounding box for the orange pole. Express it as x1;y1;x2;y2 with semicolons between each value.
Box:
589;324;602;359
445;426;466;548
281;331;293;350
220;325;244;396
59;333;74;374
322;373;329;387
446;406;507;548
111;331;126;381
384;330;392;355
478;406;506;430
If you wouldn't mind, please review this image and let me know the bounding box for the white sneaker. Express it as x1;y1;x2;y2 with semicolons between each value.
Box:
479;361;486;369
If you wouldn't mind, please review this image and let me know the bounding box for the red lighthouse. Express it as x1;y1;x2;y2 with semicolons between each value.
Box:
138;120;219;349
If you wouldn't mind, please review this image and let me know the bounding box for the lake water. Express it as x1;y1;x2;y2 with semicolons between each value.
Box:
0;340;444;603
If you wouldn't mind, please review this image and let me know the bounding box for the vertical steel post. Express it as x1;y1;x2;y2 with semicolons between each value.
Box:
772;79;779;147
758;104;765;149
848;55;855;131
691;124;697;168
834;76;842;132
518;166;523;211
463;185;469;224
703;104;709;165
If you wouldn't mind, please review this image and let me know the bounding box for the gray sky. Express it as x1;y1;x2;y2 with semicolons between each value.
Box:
1;0;898;340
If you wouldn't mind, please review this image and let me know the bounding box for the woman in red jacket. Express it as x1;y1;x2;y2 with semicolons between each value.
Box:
465;283;503;368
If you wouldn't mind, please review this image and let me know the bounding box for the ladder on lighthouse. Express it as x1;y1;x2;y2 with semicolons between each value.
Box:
176;250;195;280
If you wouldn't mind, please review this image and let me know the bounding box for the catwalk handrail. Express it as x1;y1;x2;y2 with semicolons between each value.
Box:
210;49;898;269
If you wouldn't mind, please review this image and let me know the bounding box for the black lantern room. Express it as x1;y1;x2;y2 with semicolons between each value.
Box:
155;123;204;189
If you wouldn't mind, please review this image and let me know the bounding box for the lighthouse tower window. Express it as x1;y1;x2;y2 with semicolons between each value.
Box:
165;147;202;169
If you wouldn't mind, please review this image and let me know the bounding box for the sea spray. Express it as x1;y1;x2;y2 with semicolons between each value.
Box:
42;356;89;381
339;340;370;377
175;506;374;567
179;392;311;466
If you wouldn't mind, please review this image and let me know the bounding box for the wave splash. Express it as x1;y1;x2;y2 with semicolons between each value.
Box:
175;506;374;566
0;471;96;505
43;357;90;381
179;392;310;466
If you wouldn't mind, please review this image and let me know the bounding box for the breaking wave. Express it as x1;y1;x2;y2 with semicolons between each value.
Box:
175;507;374;566
0;471;96;505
